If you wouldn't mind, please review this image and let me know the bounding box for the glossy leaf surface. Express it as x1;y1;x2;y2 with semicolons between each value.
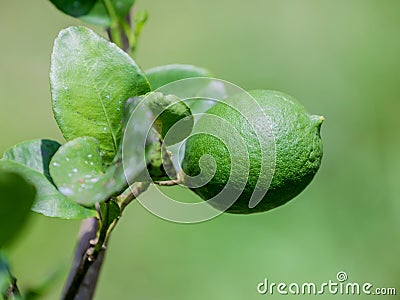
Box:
49;0;96;17
1;140;96;219
51;26;150;165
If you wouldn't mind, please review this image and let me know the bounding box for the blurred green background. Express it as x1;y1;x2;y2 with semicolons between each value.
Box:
1;0;399;299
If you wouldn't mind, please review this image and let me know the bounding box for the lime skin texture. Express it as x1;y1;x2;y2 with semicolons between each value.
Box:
182;90;324;214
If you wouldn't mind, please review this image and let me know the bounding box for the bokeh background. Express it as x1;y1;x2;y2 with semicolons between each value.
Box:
1;0;399;299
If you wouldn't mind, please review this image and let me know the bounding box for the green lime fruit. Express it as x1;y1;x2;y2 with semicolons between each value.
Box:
182;90;324;214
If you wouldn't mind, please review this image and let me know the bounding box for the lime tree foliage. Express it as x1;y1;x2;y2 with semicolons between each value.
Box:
0;0;323;299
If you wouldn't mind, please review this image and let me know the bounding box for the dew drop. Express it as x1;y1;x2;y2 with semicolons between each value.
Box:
59;186;74;196
73;168;78;173
52;162;60;167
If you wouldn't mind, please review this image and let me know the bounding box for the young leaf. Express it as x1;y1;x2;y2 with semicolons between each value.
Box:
1;140;96;219
114;97;164;182
49;96;163;205
50;26;150;165
140;131;177;182
145;64;226;114
147;92;193;145
49;137;113;206
123;97;177;182
2;139;61;184
145;64;213;90
80;0;136;26
49;0;97;17
0;172;36;248
49;90;193;206
49;133;150;206
133;10;148;37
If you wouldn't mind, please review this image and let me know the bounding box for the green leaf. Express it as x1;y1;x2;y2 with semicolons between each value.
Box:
49;93;188;206
50;26;150;165
142;132;177;182
0;172;35;248
123;97;177;182
49;97;154;206
145;64;213;91
133;10;148;37
49;137;103;201
49;0;97;17
147;92;193;145
1;140;96;219
50;137;114;205
49;133;149;205
2;139;61;184
80;0;136;26
145;64;226;114
118;97;162;182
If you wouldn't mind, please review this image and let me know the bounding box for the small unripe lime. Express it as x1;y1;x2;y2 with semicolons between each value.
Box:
182;90;324;214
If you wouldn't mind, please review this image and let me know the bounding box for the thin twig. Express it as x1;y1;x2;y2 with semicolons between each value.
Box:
119;182;150;211
61;182;150;299
153;178;181;186
153;170;183;187
61;218;102;300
